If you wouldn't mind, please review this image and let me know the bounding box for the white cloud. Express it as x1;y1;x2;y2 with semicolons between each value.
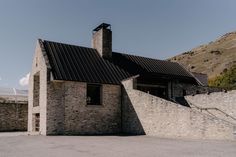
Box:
0;77;2;81
19;73;30;87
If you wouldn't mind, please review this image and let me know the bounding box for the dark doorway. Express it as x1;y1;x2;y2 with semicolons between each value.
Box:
33;113;40;132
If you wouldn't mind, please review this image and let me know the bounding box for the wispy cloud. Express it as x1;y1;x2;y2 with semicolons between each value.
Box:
0;77;2;81
19;73;30;87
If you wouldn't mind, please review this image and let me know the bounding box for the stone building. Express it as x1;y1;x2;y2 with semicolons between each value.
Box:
0;87;28;131
28;23;236;139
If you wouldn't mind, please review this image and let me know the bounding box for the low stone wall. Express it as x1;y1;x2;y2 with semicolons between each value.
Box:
122;79;236;140
0;102;28;131
184;85;222;95
185;90;236;125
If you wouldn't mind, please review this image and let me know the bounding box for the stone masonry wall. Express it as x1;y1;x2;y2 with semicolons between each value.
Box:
47;81;121;135
171;82;222;99
28;40;49;135
92;27;112;58
185;90;236;125
46;81;65;134
0;102;28;131
122;78;235;140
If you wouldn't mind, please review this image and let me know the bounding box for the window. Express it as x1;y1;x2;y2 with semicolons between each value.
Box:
86;84;101;105
33;73;40;107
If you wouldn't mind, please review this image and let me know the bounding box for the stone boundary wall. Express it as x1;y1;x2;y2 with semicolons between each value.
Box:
0;95;27;103
180;84;222;96
122;79;236;140
0;102;28;131
185;90;236;125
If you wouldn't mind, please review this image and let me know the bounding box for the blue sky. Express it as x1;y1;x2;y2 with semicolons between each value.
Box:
0;0;236;89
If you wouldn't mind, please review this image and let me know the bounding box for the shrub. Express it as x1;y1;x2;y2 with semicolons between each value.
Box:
208;65;236;90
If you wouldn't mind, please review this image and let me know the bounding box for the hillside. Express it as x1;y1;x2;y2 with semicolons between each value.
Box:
168;31;236;88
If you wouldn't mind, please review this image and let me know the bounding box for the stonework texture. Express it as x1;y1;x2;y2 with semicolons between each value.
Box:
171;82;221;98
47;81;121;135
0;102;28;131
185;90;236;125
28;40;49;135
122;79;235;140
92;28;112;58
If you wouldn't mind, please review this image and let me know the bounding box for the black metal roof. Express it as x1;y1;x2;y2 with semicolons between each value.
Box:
42;39;197;85
43;40;131;84
111;52;196;81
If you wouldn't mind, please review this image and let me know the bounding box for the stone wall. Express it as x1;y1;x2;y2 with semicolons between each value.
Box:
46;81;65;134
171;82;222;98
184;85;222;95
92;27;112;58
0;102;28;131
185;90;236;125
47;81;121;135
28;39;49;135
122;78;236;140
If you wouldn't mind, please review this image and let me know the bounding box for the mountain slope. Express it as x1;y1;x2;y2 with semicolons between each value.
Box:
169;31;236;88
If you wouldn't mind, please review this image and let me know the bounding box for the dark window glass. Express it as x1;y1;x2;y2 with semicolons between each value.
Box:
87;84;101;105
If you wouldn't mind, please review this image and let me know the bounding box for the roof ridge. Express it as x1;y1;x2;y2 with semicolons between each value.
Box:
112;51;196;80
42;39;97;51
113;51;177;64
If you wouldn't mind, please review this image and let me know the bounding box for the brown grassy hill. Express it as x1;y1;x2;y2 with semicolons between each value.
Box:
168;31;236;82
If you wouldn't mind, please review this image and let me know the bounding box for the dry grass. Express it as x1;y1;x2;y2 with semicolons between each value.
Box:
169;32;236;80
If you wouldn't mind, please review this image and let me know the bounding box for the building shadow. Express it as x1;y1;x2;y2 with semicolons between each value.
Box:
121;89;145;135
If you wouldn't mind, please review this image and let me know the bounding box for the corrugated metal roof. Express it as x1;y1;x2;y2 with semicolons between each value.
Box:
43;40;131;84
42;39;197;84
111;52;195;80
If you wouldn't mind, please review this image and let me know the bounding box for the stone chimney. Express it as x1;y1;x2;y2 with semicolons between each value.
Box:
92;23;112;59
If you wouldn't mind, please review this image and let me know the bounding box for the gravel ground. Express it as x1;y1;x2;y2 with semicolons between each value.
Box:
0;133;235;157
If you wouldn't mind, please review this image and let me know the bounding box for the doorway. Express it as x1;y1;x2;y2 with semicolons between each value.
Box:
33;113;40;132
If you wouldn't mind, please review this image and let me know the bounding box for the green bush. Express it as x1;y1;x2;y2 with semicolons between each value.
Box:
208;65;236;90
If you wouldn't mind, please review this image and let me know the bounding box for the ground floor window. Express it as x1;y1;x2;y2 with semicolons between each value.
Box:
86;84;102;105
